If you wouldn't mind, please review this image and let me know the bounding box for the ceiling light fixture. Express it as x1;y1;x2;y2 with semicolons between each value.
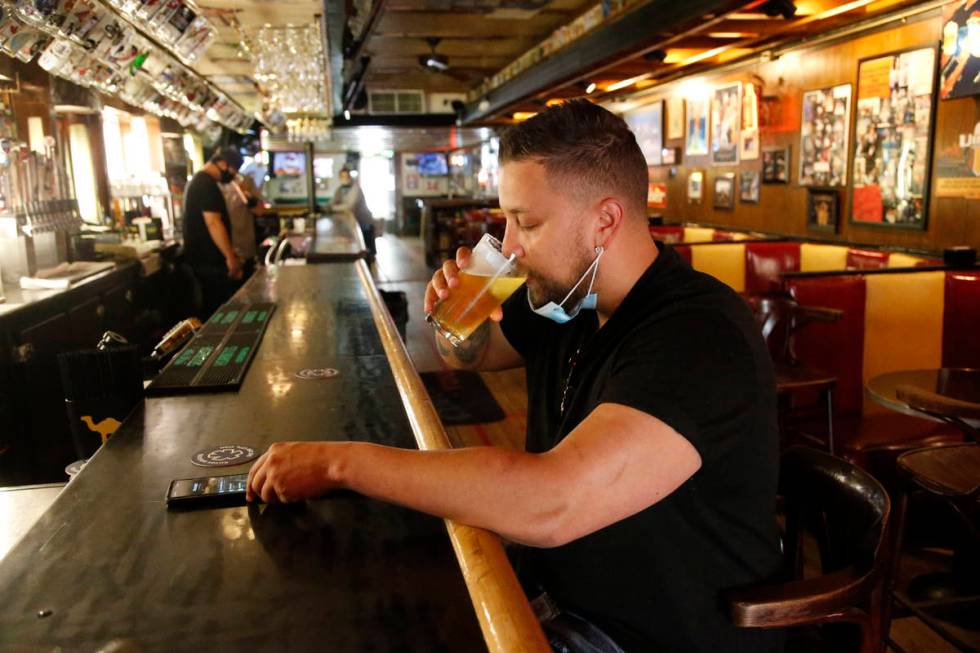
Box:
420;55;450;72
805;0;874;21
585;82;597;94
606;74;652;92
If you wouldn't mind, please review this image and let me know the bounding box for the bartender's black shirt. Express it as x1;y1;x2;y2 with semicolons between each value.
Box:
182;170;231;269
500;242;783;652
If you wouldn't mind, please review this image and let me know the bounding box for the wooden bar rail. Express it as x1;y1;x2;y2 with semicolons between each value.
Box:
356;260;551;653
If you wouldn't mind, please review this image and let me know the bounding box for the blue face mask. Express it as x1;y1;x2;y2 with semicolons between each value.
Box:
528;246;604;324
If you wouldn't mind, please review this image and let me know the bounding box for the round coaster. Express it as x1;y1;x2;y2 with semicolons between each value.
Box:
65;460;87;477
191;444;259;468
295;368;339;380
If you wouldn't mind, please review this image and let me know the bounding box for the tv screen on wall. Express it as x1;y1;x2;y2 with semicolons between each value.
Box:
416;153;448;176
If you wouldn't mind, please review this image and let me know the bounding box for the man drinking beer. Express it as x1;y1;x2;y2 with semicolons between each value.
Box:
247;100;782;652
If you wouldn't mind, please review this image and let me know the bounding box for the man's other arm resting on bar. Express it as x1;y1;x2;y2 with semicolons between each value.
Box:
246;403;701;547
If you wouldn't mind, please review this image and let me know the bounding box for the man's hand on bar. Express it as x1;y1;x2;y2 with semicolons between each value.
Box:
246;442;344;503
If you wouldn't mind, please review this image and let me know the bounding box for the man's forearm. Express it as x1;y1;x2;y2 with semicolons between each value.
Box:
333;442;565;547
434;320;490;370
204;217;236;260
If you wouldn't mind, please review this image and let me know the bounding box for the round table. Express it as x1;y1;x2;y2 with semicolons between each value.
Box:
865;368;980;421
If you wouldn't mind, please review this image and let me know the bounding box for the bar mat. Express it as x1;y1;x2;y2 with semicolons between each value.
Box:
147;302;276;395
420;371;505;426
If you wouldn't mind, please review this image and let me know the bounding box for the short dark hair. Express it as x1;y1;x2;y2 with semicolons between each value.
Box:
499;99;648;216
210;147;244;171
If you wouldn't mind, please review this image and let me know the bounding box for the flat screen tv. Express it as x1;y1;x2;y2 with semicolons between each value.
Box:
272;151;306;177
416;153;448;176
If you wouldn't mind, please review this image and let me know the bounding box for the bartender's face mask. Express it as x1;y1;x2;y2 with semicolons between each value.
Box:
218;162;235;184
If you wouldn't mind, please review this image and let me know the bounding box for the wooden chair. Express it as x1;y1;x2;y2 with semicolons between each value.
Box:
749;295;843;453
727;447;892;653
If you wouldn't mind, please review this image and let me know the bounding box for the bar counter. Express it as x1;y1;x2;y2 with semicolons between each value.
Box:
0;262;509;651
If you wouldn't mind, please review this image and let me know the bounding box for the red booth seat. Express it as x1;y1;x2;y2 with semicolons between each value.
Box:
784;269;980;471
672;241;938;296
649;225;756;243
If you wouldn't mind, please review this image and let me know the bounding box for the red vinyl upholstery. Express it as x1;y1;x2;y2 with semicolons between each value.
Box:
846;248;890;270
785;271;969;471
786;275;867;415
649;226;685;243
942;270;980;368
745;243;802;295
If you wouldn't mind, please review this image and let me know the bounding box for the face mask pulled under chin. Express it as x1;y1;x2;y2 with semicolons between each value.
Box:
527;246;604;324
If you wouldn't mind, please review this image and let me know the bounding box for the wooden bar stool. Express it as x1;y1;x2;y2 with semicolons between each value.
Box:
750;296;843;454
727;447;892;653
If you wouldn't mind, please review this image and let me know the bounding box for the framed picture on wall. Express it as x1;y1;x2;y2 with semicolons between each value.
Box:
667;96;685;140
940;1;980;99
739;171;760;203
687;170;704;203
624;101;663;166
798;84;851;186
807;187;840;233
661;146;680;165
850;47;936;230
714;172;735;209
762;146;790;183
711;83;741;165
685;96;709;156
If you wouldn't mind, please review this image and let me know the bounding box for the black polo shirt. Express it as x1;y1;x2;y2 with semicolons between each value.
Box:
500;242;783;652
182;170;231;269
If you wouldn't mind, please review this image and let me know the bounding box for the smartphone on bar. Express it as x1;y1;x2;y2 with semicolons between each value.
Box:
166;473;248;509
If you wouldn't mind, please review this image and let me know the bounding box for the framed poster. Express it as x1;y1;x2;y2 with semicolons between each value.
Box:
850;47;936;229
739;171;760;203
798;84;851;186
935;89;980;198
661;146;680;165
687;170;704;203
667;95;684;140
648;181;667;209
714;172;735;209
624;101;663;166
807;187;840;233
710;82;741;165
940;1;980;99
740;129;759;160
685;96;709;156
762;146;790;183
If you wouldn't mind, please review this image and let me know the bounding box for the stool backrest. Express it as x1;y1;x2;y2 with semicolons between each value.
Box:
780;447;890;576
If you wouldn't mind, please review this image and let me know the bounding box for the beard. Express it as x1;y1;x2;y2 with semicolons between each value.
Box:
524;244;596;308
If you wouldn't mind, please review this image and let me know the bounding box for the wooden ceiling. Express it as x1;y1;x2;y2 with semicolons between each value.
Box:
359;0;595;92
473;0;936;122
181;0;936;124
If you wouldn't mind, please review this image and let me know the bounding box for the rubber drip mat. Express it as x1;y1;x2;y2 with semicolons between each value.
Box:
147;302;276;395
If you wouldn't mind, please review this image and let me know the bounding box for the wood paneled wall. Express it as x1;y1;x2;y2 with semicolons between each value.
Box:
646;10;980;252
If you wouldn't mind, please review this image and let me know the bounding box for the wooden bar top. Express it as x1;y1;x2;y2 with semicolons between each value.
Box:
0;263;485;651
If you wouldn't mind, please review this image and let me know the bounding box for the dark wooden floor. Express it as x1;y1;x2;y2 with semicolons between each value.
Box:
374;233;964;653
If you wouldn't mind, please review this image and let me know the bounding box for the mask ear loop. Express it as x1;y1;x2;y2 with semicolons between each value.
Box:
558;246;605;307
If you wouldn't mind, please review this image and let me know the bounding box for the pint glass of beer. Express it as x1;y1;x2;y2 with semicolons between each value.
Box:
428;234;525;346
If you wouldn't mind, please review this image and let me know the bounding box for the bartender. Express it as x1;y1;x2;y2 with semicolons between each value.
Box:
182;147;244;317
331;167;376;257
220;172;266;281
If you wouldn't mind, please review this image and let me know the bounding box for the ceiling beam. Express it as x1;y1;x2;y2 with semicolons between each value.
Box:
463;0;751;122
375;11;561;37
324;0;346;117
